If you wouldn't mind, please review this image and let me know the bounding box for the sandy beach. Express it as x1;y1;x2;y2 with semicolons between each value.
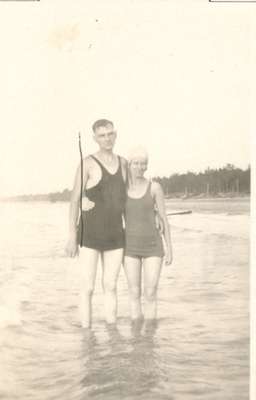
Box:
0;199;249;400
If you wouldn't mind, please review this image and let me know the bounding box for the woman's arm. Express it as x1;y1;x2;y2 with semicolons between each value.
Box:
152;182;173;265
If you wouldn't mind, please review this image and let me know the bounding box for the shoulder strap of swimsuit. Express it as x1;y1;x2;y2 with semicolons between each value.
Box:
90;155;105;171
117;155;125;177
117;155;121;170
118;155;129;186
90;154;121;175
147;179;152;191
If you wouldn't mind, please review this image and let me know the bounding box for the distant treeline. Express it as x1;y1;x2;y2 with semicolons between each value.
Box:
3;189;71;203
154;164;250;197
3;164;250;202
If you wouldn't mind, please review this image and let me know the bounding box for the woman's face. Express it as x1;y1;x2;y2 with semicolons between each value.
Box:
129;156;148;178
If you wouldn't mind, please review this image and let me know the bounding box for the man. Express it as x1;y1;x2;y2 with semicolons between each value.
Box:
65;119;127;328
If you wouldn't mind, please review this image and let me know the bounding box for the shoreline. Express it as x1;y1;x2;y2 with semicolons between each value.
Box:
0;194;250;203
166;195;250;202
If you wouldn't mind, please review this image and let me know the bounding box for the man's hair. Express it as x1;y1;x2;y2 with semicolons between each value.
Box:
92;119;114;132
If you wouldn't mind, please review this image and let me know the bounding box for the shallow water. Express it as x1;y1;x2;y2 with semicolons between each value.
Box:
0;201;250;400
166;197;250;215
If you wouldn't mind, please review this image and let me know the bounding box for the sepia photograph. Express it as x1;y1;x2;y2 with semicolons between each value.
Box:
0;1;254;399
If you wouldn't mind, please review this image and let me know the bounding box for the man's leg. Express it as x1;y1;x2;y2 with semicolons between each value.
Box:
123;256;143;320
79;247;99;328
101;248;123;324
143;257;163;320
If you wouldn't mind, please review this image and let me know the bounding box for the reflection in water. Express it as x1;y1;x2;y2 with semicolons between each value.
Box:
0;202;249;400
79;320;163;399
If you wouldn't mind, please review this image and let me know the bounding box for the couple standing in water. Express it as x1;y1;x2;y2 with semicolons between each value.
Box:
66;119;172;328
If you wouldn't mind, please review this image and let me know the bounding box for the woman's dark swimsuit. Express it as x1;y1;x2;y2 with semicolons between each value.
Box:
124;182;164;258
77;155;126;251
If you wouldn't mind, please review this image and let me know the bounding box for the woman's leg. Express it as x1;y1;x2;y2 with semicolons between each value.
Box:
123;256;143;320
101;248;123;324
78;247;99;328
143;257;163;320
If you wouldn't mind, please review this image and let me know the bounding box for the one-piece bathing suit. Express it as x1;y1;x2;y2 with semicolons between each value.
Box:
124;181;164;258
77;155;126;251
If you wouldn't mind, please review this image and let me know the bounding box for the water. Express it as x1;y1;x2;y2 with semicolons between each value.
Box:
0;200;250;400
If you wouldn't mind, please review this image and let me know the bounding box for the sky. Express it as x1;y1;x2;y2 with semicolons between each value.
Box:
0;0;254;197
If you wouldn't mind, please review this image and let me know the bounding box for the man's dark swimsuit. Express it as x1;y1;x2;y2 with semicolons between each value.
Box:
77;155;126;251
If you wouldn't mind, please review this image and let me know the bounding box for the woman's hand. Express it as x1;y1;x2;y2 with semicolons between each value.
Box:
164;248;173;265
155;213;164;234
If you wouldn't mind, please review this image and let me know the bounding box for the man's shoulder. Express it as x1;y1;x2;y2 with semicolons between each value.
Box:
119;156;128;176
84;155;94;164
119;156;127;166
81;155;96;172
84;154;127;169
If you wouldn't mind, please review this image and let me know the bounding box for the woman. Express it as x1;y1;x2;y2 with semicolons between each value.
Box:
124;147;173;323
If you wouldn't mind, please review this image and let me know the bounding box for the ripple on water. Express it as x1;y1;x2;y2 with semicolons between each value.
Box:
0;202;249;400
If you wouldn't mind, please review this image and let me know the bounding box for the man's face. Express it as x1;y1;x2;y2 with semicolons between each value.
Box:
93;124;116;151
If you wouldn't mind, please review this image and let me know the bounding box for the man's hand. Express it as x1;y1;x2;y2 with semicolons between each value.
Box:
65;234;79;258
82;196;95;211
164;248;173;266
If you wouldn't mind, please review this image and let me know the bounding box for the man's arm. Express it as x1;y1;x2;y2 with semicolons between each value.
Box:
66;159;89;257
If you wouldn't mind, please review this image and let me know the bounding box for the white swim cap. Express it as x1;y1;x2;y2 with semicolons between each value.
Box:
127;146;148;163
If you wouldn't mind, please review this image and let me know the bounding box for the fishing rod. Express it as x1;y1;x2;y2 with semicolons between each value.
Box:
78;132;84;246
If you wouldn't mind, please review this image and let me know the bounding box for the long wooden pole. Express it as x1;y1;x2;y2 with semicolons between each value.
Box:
78;133;84;246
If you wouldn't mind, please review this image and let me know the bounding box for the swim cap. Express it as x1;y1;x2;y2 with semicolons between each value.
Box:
127;146;148;163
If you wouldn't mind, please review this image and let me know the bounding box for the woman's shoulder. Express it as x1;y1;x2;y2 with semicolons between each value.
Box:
150;180;164;196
